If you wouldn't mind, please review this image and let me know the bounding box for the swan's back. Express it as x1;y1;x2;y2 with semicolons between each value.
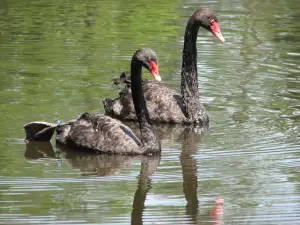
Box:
57;113;143;155
104;80;208;124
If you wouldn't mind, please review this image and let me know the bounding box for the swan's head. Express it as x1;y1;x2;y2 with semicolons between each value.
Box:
133;48;161;82
192;8;225;44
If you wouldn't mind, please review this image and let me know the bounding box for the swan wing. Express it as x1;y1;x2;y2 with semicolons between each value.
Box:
105;81;186;123
65;113;142;154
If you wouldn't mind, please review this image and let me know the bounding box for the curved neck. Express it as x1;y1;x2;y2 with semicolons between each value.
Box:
181;17;201;118
131;61;160;151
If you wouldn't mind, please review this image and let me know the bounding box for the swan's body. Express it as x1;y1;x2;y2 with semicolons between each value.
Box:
55;113;154;155
24;48;161;155
103;8;224;126
104;80;207;124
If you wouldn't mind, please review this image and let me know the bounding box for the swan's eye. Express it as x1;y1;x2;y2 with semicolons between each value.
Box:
209;17;214;24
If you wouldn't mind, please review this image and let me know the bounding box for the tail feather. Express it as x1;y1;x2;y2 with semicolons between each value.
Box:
24;122;57;141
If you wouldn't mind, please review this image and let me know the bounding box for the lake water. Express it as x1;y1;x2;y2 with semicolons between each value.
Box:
1;0;300;224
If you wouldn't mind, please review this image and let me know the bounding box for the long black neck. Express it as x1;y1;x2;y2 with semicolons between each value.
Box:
181;17;201;119
131;61;160;151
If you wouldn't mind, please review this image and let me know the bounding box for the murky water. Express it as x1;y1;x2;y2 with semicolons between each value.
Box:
1;0;300;224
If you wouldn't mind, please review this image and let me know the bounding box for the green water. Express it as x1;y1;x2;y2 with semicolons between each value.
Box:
1;0;300;224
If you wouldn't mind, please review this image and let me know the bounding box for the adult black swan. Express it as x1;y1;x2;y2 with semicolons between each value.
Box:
24;48;161;155
103;8;225;126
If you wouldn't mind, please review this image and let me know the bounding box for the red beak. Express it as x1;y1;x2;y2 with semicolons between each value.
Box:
149;60;161;82
211;20;225;44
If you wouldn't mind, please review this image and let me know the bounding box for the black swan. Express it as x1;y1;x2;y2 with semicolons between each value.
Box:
24;48;161;155
103;8;225;126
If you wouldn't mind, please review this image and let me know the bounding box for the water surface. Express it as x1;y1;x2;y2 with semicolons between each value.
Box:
1;0;300;224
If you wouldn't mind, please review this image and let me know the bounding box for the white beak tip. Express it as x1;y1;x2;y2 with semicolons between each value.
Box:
154;74;161;82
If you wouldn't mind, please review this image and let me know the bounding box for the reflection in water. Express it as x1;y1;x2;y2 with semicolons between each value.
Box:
131;156;160;225
210;198;224;225
25;141;56;159
179;127;201;223
25;141;160;178
124;121;207;146
57;143;143;177
24;141;160;225
180;128;225;225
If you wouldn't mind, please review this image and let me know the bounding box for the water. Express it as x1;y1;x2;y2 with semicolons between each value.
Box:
1;0;300;224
